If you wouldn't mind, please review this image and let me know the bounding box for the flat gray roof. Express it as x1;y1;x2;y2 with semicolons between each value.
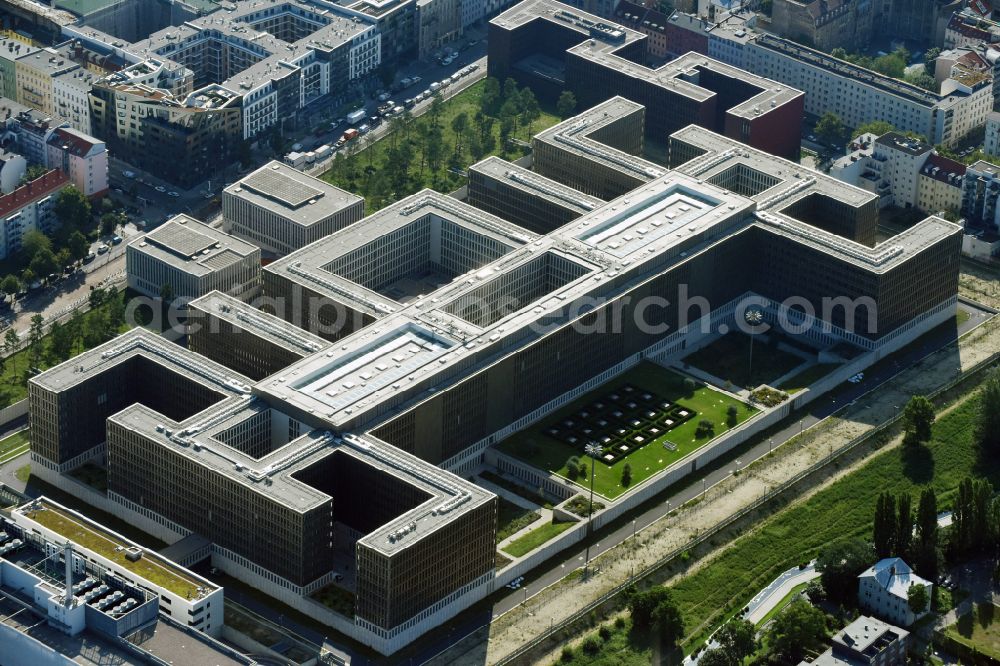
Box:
128;215;258;277
188;290;329;356
225;161;363;227
469;156;603;214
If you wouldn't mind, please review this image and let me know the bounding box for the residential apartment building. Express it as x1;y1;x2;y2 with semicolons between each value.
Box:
0;149;27;194
417;0;463;59
985;110;1000;157
805;616;909;666
961;158;1000;229
831;133;932;209
488;0;804;159
223;161;365;257
89;76;242;190
0;38;37;100
613;3;707;61
45;126;108;197
14;45;79;117
743;34;992;148
51;66;96;134
126;215;261;303
858;558;932;627
770;0;876;52
944;7;1000;49
917;154;965;218
0;168;68;259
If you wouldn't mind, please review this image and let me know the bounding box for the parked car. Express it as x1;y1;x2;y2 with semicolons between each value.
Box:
111;235;123;245
401;77;412;87
83;252;96;263
97;244;109;254
168;191;179;197
122;170;136;179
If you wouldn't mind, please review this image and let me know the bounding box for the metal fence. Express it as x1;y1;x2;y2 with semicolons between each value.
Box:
495;350;1000;665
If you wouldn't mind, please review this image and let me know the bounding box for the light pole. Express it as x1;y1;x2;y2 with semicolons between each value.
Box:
632;518;636;543
744;308;764;389
768;437;773;456
583;442;601;577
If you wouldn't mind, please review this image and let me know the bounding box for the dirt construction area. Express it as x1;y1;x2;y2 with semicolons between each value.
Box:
437;265;1000;666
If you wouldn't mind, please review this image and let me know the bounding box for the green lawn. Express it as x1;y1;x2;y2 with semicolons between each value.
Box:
321;80;562;214
947;603;1000;659
669;392;991;651
14;463;29;483
778;363;841;394
501;519;575;558
497;498;542;543
498;363;757;499
682;333;807;389
0;429;28;459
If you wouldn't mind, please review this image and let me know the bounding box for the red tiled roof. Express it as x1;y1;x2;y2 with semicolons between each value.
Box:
48;127;99;158
0;170;68;219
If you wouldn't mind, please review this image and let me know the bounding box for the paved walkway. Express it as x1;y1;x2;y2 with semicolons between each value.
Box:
744;563;819;625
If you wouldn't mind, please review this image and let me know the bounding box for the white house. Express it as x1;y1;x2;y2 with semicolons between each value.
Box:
857;557;932;627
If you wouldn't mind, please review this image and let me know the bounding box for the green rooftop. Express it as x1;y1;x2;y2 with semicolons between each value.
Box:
25;502;210;600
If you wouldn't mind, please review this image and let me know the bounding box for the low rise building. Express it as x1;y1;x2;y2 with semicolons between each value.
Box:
126;214;260;303
11;497;224;636
0;149;27;194
831;133;932;210
223;161;365;257
858;557;932;627
803;615;909;666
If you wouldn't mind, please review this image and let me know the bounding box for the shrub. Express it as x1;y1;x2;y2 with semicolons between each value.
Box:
561;646;574;662
696;419;715;438
614;616;626;629
622;463;632;487
582;636;601;655
726;404;738;426
579;462;588;479
598;624;612;640
683;377;696;396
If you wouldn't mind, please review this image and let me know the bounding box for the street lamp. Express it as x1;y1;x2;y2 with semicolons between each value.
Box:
583;442;601;577
744;308;764;389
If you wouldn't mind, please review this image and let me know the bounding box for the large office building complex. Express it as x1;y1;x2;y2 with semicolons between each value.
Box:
125;214;261;303
30;97;962;655
488;0;804;160
223;161;365;257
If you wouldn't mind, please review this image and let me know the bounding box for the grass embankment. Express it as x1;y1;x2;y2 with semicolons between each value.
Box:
553;385;991;662
499;363;756;499
497;498;542;544
670;393;990;650
0;429;28;463
946;602;1000;659
322;80;562;214
502;519;575;558
778;364;842;394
